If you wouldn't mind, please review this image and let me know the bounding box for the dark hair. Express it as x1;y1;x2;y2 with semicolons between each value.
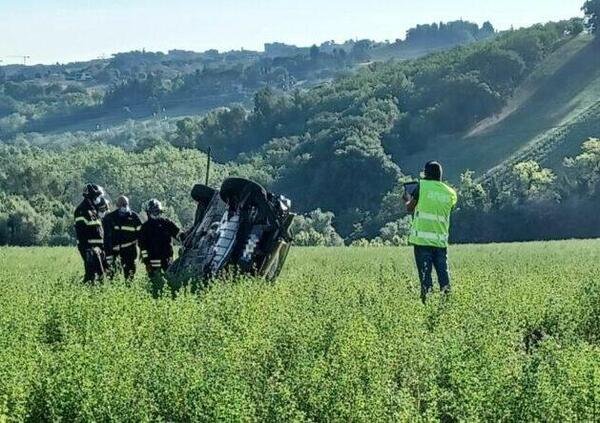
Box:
424;161;443;181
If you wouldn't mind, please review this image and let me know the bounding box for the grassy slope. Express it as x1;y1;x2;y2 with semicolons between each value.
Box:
397;35;600;182
1;241;599;420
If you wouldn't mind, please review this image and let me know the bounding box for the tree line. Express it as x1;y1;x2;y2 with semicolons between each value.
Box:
0;10;598;246
2;137;599;247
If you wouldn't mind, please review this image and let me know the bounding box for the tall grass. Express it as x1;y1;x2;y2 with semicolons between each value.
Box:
0;242;599;421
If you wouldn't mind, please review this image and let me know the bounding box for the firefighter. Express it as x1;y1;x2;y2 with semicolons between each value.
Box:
404;161;457;303
74;183;107;283
97;197;111;271
103;195;142;280
139;199;183;297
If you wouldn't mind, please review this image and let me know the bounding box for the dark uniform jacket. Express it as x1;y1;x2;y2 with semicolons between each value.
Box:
103;209;142;256
74;199;104;250
139;217;182;262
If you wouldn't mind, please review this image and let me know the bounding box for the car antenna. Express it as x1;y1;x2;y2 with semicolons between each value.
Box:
205;146;212;186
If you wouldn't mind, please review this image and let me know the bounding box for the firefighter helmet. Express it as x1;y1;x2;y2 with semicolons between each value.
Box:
83;183;105;200
145;199;163;216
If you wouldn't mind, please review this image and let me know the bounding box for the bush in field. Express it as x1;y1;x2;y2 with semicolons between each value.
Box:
377;216;412;246
290;209;345;246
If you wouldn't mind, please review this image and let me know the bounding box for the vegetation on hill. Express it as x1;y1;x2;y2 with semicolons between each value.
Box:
168;21;583;238
1;136;599;247
452;138;600;243
584;0;600;34
0;20;495;136
1;14;598;246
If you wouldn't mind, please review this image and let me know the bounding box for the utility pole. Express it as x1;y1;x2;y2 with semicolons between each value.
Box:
2;56;31;65
205;147;212;186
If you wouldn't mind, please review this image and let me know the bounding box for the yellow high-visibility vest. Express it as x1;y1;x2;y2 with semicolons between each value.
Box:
409;180;457;248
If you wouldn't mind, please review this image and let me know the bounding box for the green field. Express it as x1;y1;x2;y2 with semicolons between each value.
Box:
1;241;599;421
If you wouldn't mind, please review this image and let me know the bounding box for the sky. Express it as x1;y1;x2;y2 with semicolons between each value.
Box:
0;0;584;65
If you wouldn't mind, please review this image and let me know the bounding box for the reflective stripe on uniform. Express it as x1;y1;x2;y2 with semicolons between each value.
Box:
88;239;104;245
141;250;148;257
149;259;162;268
114;226;140;232
113;241;138;251
411;230;448;242
416;211;449;224
75;217;102;226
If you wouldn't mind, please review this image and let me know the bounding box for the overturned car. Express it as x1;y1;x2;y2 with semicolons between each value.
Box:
169;178;295;281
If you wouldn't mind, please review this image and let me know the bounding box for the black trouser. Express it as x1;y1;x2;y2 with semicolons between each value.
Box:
147;257;178;298
414;245;450;303
113;246;138;280
78;246;105;283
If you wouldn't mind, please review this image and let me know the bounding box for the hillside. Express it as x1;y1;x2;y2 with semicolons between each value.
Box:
397;34;600;182
2;18;600;246
0;20;494;137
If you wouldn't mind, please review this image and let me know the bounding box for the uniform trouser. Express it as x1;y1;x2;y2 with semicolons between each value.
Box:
414;245;450;303
113;246;138;280
147;257;177;298
78;246;105;283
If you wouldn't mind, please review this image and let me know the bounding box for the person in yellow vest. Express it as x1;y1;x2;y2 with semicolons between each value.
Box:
405;161;457;303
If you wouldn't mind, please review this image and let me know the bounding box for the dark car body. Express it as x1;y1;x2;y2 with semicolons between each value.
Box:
170;178;294;281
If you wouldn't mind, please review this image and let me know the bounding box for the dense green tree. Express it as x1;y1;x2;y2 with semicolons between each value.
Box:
195;105;249;159
510;161;557;203
173;117;201;149
464;47;525;93
377;216;412;245
0;195;53;246
481;21;496;37
567;18;585;36
457;171;490;211
583;0;600;34
290;209;344;246
309;45;320;61
351;40;373;62
564;137;600;192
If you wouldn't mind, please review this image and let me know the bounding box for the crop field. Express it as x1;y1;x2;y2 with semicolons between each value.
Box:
1;241;599;421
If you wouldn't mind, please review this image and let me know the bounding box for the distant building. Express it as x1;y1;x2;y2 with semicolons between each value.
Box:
264;43;308;58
